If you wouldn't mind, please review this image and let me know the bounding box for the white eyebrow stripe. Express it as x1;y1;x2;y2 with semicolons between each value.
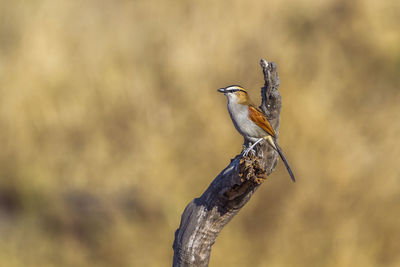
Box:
226;89;247;93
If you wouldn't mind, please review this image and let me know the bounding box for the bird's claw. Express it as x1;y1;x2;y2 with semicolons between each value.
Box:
242;147;256;157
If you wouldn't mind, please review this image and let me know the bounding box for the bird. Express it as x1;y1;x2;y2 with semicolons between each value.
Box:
218;85;295;182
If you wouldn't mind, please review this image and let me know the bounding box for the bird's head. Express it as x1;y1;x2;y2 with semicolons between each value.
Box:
217;85;248;104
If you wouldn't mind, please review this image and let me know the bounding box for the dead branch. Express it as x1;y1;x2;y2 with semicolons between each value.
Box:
172;59;282;267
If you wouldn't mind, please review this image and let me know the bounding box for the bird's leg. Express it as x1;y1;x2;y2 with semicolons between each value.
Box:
243;138;265;156
243;142;250;151
242;141;252;156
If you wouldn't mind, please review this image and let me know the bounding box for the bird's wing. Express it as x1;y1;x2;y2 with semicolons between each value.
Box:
248;105;276;137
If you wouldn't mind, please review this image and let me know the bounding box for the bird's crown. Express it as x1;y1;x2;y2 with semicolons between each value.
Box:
217;85;247;94
225;85;247;93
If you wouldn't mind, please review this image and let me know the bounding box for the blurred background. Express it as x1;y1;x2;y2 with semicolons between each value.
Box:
0;0;399;266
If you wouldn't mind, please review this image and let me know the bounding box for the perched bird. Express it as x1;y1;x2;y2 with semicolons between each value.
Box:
218;85;295;182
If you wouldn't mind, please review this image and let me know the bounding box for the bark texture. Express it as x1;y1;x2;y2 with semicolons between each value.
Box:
172;59;282;267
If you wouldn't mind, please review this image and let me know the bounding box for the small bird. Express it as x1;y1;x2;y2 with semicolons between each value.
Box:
218;85;295;182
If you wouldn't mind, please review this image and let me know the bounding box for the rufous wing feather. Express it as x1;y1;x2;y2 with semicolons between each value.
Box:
248;105;276;137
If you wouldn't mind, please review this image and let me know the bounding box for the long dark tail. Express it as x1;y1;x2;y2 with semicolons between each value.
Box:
266;136;295;182
275;142;295;182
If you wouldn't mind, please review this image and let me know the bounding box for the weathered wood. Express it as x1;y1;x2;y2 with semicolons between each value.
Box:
172;59;282;267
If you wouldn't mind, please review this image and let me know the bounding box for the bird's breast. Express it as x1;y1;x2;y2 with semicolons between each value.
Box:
227;102;265;140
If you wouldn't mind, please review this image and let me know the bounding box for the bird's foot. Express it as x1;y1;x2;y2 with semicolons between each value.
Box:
242;138;265;157
242;146;256;157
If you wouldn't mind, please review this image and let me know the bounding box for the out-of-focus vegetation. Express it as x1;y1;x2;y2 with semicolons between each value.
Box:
0;0;399;266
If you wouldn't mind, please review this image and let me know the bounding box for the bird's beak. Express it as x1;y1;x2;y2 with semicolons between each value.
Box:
217;88;226;93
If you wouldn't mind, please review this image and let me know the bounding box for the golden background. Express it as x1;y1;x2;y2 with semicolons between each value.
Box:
0;0;399;266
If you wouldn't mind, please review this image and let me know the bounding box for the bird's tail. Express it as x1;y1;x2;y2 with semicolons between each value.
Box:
265;136;296;182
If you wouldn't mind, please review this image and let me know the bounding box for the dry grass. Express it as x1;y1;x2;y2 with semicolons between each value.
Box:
0;0;399;266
